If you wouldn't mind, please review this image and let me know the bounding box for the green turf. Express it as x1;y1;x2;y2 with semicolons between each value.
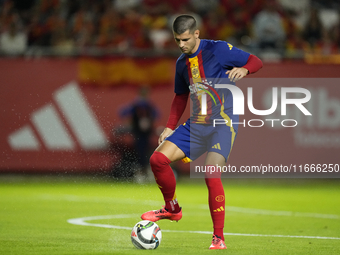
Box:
0;176;339;254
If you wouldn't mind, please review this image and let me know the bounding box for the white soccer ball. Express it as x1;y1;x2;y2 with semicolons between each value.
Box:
131;220;162;249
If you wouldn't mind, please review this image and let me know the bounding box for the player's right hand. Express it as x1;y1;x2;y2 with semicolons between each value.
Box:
158;127;173;145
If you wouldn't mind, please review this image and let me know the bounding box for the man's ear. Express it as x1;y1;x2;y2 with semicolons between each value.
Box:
194;29;200;39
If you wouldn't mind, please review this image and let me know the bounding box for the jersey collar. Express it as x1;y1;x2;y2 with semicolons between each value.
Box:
186;39;204;58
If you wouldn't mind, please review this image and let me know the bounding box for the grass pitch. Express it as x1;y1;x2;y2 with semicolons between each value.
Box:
0;175;339;255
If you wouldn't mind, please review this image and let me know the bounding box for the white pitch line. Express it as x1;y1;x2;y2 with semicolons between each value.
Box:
222;206;340;219
67;215;340;240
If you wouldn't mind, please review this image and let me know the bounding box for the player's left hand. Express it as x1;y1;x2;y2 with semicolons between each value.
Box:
226;67;249;82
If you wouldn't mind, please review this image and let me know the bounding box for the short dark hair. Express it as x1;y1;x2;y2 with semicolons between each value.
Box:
172;14;197;34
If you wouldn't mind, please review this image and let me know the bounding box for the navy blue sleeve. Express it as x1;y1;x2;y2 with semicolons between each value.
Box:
174;59;190;94
214;41;250;68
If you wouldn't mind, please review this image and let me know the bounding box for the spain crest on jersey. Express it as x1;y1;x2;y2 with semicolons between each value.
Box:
191;64;200;79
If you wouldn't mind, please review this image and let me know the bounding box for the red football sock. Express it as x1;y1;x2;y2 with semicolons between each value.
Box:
149;151;180;213
205;166;225;241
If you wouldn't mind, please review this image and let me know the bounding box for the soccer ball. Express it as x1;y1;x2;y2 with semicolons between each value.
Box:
131;220;162;249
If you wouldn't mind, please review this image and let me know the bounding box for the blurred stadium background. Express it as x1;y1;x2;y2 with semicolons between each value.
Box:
0;0;339;178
